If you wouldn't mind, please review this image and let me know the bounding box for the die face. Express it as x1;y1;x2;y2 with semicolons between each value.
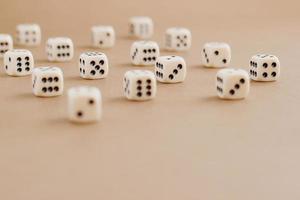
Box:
216;69;250;99
130;41;159;66
16;24;41;46
155;56;187;83
129;17;153;39
91;26;115;48
4;49;34;76
79;52;109;79
249;54;280;82
123;70;156;101
32;67;64;97
165;28;192;51
68;87;102;123
202;43;231;68
0;34;13;58
46;37;74;62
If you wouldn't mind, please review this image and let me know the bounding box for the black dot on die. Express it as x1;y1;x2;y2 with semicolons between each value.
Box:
90;70;96;75
173;69;178;74
214;51;219;56
240;78;245;84
25;62;30;66
54;77;59;82
17;68;22;72
271;72;277;77
42;78;47;83
146;85;151;90
137;92;142;97
272;62;277;67
137;86;142;90
48;87;53;92
99;60;104;65
48;77;53;82
95;65;100;70
100;69;105;74
17;63;22;67
229;90;235;95
263;63;268;68
42;87;47;92
169;74;174;80
25;56;29;61
25;67;30;71
235;84;240;89
222;59;227;64
137;80;142;84
146;91;151;96
146;79;151;84
17;57;21;61
89;99;94;105
77;111;83;117
54;87;59;91
90;61;96;66
177;64;182;69
263;72;268;77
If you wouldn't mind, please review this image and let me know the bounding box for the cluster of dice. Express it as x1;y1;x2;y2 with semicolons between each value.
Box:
0;16;281;123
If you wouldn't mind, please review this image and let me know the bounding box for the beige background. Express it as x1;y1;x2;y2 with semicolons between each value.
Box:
0;0;300;199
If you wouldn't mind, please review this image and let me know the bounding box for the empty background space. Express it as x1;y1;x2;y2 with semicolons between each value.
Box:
0;0;300;199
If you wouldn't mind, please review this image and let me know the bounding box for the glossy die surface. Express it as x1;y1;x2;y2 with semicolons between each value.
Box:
202;42;231;68
46;37;74;62
129;16;153;39
0;34;13;58
91;26;115;48
16;24;41;46
123;70;156;101
216;68;250;100
32;67;64;97
249;54;280;82
165;27;192;51
79;52;109;79
130;41;159;66
68;86;102;123
155;56;187;83
4;49;34;76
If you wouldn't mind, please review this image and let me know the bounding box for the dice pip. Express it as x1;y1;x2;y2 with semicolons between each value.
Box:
46;37;74;62
155;56;187;83
68;86;102;123
129;16;153;39
123;70;157;101
32;67;64;97
165;27;192;51
216;69;250;100
16;24;41;46
4;49;34;76
79;52;109;79
91;26;115;48
0;34;13;58
130;41;159;66
249;54;280;82
202;42;231;68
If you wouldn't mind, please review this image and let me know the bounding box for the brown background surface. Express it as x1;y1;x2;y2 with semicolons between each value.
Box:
0;0;300;199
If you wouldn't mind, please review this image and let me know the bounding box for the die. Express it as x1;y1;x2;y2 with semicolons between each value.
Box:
155;56;187;83
46;37;74;62
123;70;157;101
32;67;64;97
249;54;280;82
91;26;115;48
79;52;109;79
0;34;13;58
16;24;41;46
68;86;102;123
130;41;159;66
202;42;231;68
4;49;34;76
129;16;153;39
216;68;250;100
165;27;192;51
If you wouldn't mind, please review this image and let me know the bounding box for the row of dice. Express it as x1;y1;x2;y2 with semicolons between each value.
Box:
200;42;281;82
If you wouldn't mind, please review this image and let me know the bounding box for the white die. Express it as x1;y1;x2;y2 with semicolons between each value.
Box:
165;27;192;51
46;37;74;62
4;49;34;76
129;16;153;39
123;70;157;101
249;54;280;82
79;52;109;79
91;26;115;48
130;41;159;66
32;67;64;97
216;69;250;100
16;24;41;46
202;42;231;68
68;86;102;123
0;34;13;58
155;56;187;83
